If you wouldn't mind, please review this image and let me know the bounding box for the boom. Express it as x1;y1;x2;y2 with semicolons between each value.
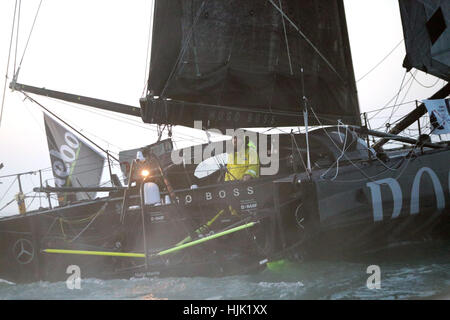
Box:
10;82;141;118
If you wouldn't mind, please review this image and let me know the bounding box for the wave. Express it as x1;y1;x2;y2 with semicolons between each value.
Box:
0;279;15;286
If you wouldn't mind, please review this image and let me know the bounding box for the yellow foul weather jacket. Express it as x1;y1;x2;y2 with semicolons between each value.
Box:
225;141;260;181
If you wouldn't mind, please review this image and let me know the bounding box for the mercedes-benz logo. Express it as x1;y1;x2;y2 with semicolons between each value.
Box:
12;239;35;265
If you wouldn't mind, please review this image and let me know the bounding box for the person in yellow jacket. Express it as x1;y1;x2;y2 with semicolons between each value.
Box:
182;135;259;243
225;135;260;182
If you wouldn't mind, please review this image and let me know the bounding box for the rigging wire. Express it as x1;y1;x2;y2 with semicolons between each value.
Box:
278;0;293;76
141;0;155;97
0;0;19;129
367;71;414;121
0;198;16;212
20;97;117;172
0;176;18;204
0;170;37;180
366;70;442;134
26;191;37;210
384;70;408;129
43;95;207;145
382;70;417;131
290;131;308;173
0;163;112;210
160;0;209;98
21;92;119;162
309;107;411;183
14;0;43;80
409;71;441;89
13;0;21;75
319;120;350;181
268;0;344;83
0;108;218;184
396;73;417;108
356;39;404;82
363;99;417;115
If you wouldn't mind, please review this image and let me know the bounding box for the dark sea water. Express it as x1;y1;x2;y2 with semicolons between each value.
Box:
1;240;450;300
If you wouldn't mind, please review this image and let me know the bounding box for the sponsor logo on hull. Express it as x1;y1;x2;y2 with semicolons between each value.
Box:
176;186;255;206
366;167;449;222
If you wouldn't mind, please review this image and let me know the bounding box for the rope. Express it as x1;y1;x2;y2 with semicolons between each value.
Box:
13;0;21;75
15;0;43;80
319;121;349;181
66;203;108;243
289;131;308;172
310;107;389;183
278;0;293;75
25;191;36;210
141;0;155;97
367;70;414;121
364;100;417;115
22;92;118;162
409;71;441;89
267;0;344;83
384;71;408;129
160;0;208;97
0;198;16;212
356;39;404;82
0;0;19;129
383;70;417;131
370;70;419;132
323;113;421;183
44;96;206;145
0;176;18;204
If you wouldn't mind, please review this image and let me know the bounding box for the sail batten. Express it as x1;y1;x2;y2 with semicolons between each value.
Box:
141;0;360;129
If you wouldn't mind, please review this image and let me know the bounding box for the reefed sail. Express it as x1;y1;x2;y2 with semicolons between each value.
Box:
44;114;105;205
141;0;360;129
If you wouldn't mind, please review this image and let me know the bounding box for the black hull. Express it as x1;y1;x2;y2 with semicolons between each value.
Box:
283;207;450;261
277;147;450;259
1;148;449;284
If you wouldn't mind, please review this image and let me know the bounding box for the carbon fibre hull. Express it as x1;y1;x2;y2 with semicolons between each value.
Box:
0;147;449;284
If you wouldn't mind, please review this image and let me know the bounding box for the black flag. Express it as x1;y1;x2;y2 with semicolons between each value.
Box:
44;114;105;205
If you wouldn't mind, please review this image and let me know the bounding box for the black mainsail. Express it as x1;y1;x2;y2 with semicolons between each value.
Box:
140;0;360;129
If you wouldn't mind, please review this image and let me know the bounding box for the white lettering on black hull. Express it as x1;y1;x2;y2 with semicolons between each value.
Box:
367;167;449;222
179;186;256;205
366;178;402;222
410;167;445;215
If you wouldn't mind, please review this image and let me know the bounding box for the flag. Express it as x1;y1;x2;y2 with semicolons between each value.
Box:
44;114;105;205
423;98;450;135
